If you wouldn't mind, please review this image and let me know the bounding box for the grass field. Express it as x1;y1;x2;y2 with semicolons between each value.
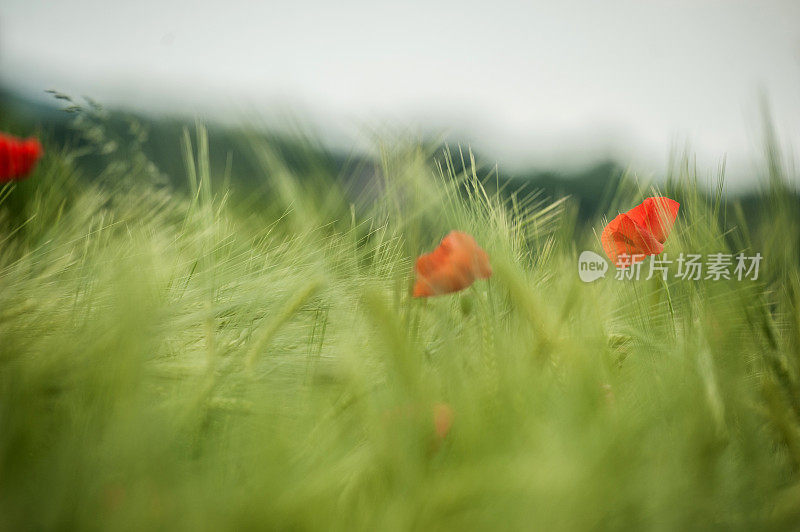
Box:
1;123;800;530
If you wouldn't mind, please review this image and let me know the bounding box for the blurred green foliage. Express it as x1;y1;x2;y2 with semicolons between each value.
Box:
1;89;800;530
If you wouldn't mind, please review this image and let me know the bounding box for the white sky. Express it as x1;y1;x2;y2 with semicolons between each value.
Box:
1;0;799;187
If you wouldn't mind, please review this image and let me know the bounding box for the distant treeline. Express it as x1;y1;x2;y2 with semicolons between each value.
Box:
0;87;791;225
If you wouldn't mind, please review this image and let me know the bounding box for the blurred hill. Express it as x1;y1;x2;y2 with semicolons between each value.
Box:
0;87;631;221
3;86;788;226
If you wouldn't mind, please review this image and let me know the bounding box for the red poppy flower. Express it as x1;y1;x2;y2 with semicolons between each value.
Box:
601;197;680;267
413;231;492;297
432;402;453;440
0;133;43;183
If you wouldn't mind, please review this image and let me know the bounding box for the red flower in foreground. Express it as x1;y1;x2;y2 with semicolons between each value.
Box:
413;231;492;297
601;197;680;267
432;402;454;440
0;133;43;183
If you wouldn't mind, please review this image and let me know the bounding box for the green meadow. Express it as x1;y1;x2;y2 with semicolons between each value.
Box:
1;115;800;530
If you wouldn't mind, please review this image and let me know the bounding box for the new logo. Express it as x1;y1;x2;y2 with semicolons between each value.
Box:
578;251;608;282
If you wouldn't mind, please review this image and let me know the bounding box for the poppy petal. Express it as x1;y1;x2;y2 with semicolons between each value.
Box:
0;133;43;182
433;403;454;440
601;213;663;267
625;197;679;244
0;139;10;182
413;231;492;297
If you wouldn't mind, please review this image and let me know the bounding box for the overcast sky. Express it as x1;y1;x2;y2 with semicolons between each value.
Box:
1;0;799;187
